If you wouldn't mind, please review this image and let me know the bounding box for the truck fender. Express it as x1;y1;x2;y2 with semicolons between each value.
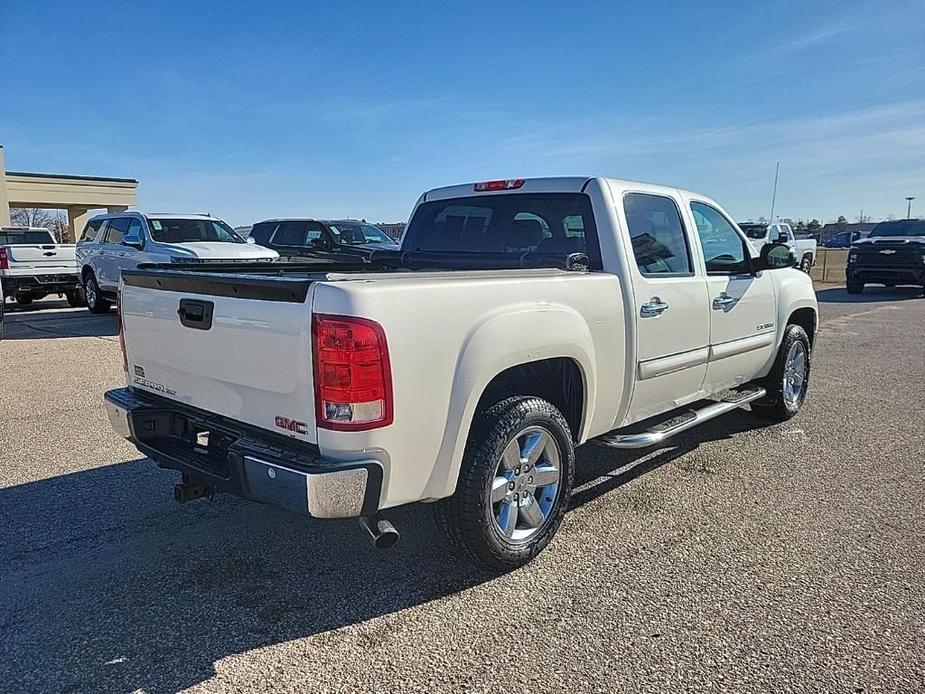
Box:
422;303;597;501
758;272;818;378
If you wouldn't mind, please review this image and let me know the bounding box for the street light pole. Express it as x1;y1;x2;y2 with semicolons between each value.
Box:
906;196;915;219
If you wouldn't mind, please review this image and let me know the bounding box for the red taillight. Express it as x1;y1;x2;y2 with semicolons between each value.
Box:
473;179;525;192
312;314;393;431
0;249;8;270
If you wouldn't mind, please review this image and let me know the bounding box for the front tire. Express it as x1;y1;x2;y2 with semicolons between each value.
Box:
15;295;33;306
434;397;575;569
83;273;111;314
751;324;811;422
799;256;812;273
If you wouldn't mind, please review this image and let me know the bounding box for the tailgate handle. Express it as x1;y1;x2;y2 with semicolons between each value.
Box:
177;299;214;330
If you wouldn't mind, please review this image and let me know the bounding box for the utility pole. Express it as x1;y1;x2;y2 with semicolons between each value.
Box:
906;196;915;219
768;162;780;224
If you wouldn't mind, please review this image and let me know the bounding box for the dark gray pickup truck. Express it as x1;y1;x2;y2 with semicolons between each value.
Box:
847;219;925;294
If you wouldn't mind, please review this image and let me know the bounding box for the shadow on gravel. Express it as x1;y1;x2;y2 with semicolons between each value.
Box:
571;407;773;509
0;408;772;693
816;285;923;304
1;304;118;340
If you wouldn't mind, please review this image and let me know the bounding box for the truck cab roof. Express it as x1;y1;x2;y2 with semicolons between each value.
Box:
421;176;709;202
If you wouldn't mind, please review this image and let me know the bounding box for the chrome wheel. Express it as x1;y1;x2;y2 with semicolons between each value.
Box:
489;426;561;543
782;340;807;406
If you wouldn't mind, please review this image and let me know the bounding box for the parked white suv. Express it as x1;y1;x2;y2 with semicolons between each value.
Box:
77;212;278;312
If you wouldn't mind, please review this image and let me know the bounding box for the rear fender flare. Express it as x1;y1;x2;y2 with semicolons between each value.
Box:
423;303;597;500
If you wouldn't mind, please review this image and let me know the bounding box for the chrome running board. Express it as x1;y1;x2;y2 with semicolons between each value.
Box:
595;386;767;449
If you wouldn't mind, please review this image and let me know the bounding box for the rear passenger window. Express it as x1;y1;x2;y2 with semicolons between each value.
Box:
80;219;104;242
104;217;130;245
272;222;308;246
623;193;692;275
249;222;277;246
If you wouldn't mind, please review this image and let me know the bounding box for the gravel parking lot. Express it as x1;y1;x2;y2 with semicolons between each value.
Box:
1;285;923;694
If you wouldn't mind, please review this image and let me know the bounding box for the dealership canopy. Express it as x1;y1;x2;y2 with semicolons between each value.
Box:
0;145;137;241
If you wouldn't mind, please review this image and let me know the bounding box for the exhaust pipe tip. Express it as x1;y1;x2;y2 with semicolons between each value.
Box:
359;515;400;549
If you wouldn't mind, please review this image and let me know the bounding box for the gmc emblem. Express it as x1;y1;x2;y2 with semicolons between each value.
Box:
275;416;308;435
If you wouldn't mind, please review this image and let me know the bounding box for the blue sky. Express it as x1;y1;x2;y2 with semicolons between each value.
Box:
1;0;923;225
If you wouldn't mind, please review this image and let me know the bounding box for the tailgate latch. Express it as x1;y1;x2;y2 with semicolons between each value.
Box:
177;299;214;330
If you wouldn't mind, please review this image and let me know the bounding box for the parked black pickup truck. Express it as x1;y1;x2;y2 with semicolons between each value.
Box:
847;219;925;294
247;218;399;263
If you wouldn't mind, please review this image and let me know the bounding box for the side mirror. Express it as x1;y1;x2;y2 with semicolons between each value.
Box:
123;232;144;250
755;242;795;271
310;237;330;250
245;236;256;244
775;233;789;243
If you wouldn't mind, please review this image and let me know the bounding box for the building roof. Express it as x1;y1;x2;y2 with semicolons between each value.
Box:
6;171;138;184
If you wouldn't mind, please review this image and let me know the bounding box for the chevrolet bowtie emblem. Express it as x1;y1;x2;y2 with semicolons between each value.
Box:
879;249;896;254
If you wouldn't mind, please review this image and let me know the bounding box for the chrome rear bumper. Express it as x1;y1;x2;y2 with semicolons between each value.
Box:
105;387;381;519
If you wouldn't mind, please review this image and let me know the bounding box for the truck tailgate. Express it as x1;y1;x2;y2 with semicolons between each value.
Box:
120;270;319;443
5;244;77;270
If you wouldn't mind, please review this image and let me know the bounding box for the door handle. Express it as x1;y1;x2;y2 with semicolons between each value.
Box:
640;297;670;317
713;292;737;310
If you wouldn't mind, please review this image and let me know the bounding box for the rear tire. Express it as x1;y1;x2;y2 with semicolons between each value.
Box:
751;324;811;422
846;278;864;294
434;396;575;569
65;287;85;307
84;273;111;314
15;295;33;306
799;256;812;273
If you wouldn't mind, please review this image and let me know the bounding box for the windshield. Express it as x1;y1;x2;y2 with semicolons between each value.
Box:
738;223;768;239
401;193;601;269
147;218;243;244
327;222;394;245
869;220;925;237
0;230;55;245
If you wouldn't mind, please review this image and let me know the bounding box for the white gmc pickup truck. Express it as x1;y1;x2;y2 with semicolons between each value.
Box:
105;177;818;568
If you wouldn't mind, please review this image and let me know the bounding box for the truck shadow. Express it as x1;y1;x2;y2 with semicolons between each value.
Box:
0;409;770;693
1;304;118;340
815;286;923;304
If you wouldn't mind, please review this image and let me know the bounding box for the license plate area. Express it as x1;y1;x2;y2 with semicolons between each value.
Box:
132;409;238;480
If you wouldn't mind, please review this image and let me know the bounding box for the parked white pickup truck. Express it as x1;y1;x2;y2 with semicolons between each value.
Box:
738;222;816;273
0;227;83;306
105;177;818;568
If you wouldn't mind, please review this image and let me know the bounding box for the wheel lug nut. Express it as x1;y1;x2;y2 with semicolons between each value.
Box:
509;481;516;490
522;491;528;498
528;476;533;484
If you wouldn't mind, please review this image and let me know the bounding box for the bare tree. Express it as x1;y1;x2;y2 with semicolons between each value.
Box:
8;208;71;242
10;207;55;228
47;210;70;243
